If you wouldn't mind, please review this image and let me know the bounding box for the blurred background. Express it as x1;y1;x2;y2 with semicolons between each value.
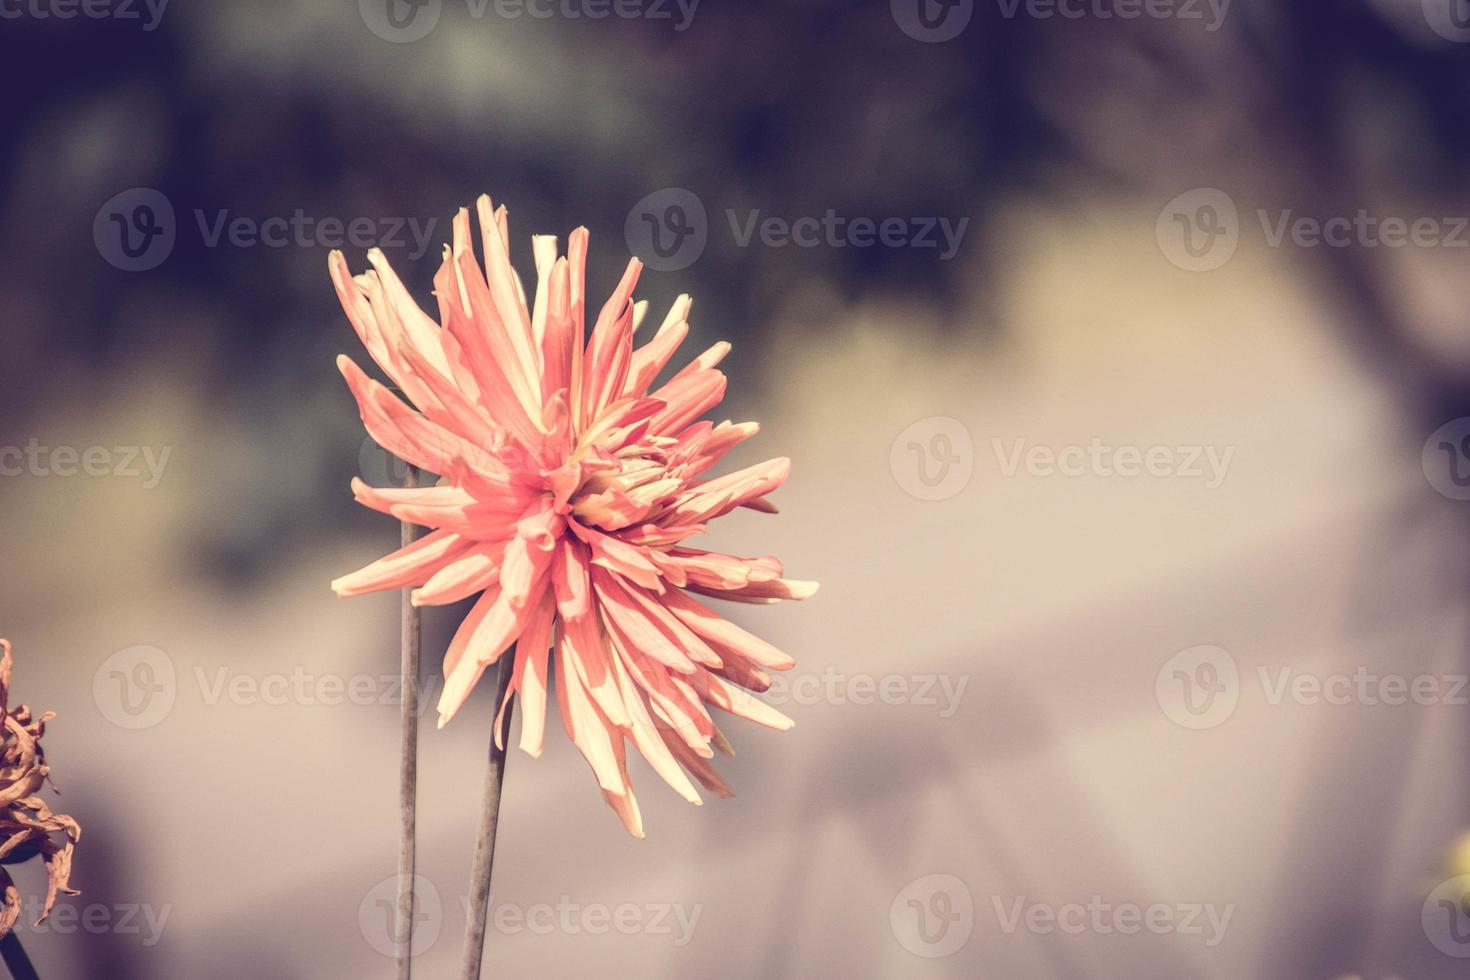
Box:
3;0;1470;976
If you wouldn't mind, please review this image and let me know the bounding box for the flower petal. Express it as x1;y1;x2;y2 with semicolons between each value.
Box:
332;528;472;597
554;629;629;796
495;590;554;754
592;570;699;675
581;258;642;428
411;545;504;607
660;588;797;669
688;669;794;732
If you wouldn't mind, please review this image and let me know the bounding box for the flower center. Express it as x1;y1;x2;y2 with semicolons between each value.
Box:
568;452;678;532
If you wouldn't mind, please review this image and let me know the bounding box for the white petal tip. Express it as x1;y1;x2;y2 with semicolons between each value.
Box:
787;581;820;599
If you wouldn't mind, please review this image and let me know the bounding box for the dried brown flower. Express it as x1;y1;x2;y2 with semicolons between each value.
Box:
0;640;79;937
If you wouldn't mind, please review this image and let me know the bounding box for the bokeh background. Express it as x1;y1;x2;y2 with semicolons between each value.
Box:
4;0;1470;976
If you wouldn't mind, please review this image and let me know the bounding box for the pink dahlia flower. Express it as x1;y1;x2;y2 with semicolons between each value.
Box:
330;197;815;835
